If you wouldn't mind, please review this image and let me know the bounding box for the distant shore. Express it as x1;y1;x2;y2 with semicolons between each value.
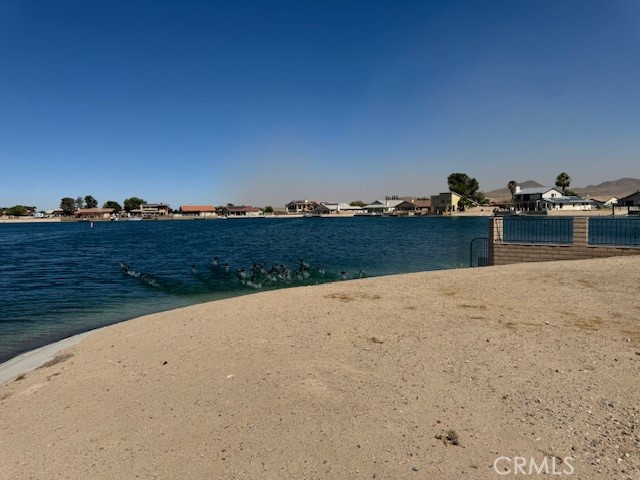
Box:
1;256;638;479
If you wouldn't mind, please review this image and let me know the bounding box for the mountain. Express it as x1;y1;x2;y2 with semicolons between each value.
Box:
485;180;543;201
572;178;640;199
485;178;640;201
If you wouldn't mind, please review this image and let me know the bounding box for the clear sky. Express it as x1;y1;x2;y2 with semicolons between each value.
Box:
1;0;639;210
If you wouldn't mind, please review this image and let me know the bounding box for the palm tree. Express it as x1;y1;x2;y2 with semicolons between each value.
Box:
507;180;518;197
555;172;571;194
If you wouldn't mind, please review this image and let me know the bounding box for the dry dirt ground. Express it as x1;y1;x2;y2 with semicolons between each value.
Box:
1;256;639;479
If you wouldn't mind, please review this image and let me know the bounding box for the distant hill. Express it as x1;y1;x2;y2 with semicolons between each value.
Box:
573;178;640;199
486;178;640;201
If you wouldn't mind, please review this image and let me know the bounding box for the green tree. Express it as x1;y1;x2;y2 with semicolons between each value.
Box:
60;197;76;216
75;196;84;210
84;195;98;208
447;172;486;209
349;200;366;207
6;205;30;216
123;197;146;213
263;205;274;213
555;172;571;194
103;200;122;213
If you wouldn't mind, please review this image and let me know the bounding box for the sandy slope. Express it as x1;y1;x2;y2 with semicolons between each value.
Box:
1;257;639;479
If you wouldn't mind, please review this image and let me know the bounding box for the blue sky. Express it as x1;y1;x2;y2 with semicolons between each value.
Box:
1;0;639;209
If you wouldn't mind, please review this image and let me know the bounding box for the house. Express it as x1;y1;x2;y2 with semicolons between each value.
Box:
545;197;597;211
430;192;462;214
617;190;640;207
222;205;262;217
394;201;420;215
363;199;405;215
75;208;115;220
140;203;170;218
314;202;363;214
179;205;217;217
512;186;563;211
411;199;431;215
587;196;618;207
285;199;318;214
513;186;596;212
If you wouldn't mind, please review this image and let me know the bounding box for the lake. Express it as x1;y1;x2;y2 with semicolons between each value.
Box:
0;216;488;362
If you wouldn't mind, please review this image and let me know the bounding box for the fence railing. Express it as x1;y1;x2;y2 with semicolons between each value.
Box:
470;237;489;267
502;217;573;244
589;218;640;246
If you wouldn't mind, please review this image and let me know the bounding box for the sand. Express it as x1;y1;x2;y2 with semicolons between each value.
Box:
1;256;639;479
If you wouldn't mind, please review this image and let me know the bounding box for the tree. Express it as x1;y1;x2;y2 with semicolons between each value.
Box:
349;200;366;207
84;195;98;208
447;172;486;209
75;196;84;210
507;180;518;204
123;197;145;213
263;205;274;213
6;205;31;216
555;172;571;194
60;197;76;216
103;200;122;213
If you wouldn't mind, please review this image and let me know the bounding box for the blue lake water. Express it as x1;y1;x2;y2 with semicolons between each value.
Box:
0;216;488;362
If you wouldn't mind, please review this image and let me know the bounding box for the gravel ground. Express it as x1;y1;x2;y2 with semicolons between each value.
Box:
1;256;639;479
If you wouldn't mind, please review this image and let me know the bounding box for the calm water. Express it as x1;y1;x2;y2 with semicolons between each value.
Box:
0;217;488;362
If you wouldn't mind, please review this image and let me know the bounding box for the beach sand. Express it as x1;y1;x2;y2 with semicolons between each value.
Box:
1;256;639;479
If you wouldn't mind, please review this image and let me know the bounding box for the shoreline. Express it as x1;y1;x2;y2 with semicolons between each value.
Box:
0;331;94;386
2;256;639;479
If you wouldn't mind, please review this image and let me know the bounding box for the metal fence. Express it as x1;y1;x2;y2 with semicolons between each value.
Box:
470;237;489;267
589;218;640;246
502;217;573;244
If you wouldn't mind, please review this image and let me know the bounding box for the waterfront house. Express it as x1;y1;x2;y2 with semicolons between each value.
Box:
587;196;618;207
617;190;640;207
179;205;217;217
512;186;563;211
140;203;170;218
411;199;431;214
75;208;115;220
430;192;462;214
314;202;363;214
513;186;596;212
285;199;318;214
363;199;405;215
222;205;262;217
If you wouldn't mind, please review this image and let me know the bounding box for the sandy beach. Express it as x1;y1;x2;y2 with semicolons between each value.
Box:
1;256;639;479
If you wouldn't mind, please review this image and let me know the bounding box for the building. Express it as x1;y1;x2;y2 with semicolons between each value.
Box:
75;208;115;220
512;187;563;211
617;190;640;207
314;202;363;214
362;199;405;215
222;205;262;217
179;205;217;217
411;199;431;215
430;192;462;214
513;186;596;212
587;196;618;207
140;203;170;219
285;199;318;214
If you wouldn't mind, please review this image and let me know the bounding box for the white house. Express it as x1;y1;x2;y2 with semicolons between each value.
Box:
315;202;363;214
362;199;405;215
513;186;596;212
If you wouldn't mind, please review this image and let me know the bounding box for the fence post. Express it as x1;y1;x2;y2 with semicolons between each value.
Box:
488;217;502;265
573;217;588;247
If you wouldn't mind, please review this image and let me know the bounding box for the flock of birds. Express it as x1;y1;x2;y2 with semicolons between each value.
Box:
119;257;365;293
